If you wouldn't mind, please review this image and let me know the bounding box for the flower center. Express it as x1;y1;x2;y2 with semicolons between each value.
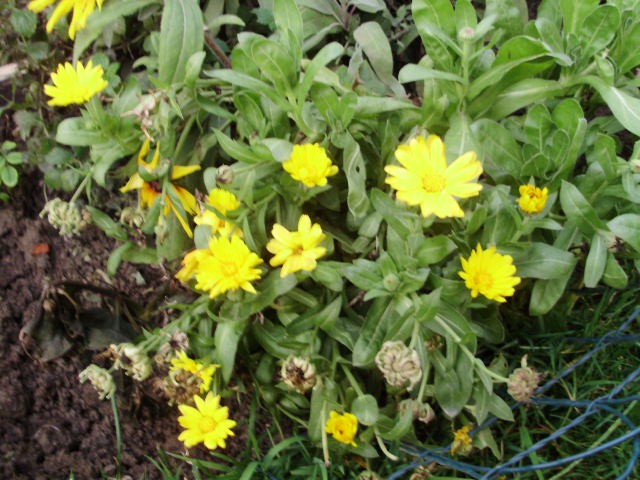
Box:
148;180;162;193
422;174;446;193
200;415;217;433
473;271;493;291
221;261;239;277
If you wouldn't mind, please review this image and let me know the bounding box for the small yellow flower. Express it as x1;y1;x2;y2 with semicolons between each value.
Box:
385;135;483;218
44;60;108;106
518;184;549;214
267;214;327;277
177;392;236;450
29;0;105;39
325;411;358;447
459;245;521;303
170;351;219;394
282;143;339;187
121;140;200;237
194;188;243;237
451;425;473;456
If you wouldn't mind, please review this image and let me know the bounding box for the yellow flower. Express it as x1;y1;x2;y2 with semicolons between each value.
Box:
451;425;473;456
458;244;521;303
325;411;358;447
28;0;105;39
120;140;200;237
518;184;549;214
266;214;327;277
194;188;243;237
176;235;263;299
170;351;219;394
44;60;108;106
282;143;339;187
385;135;483;218
177;392;236;450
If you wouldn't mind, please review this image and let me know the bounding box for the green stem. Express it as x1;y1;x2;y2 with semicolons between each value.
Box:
173;114;196;160
111;396;123;478
341;364;365;397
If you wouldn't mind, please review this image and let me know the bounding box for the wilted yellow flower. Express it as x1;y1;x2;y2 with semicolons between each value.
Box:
282;143;338;187
194;188;242;237
459;245;521;303
170;351;219;394
121;140;200;237
178;392;236;450
176;235;263;299
451;425;473;456
385;135;483;218
267;214;327;277
44;60;108;106
325;411;358;447
518;184;549;214
28;0;105;39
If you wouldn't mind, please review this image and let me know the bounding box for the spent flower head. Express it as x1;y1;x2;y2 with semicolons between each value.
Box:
451;425;473;456
178;392;236;450
282;143;338;187
459;244;521;303
40;198;91;237
507;355;544;403
385;134;483;218
375;340;422;391
518;184;549;214
79;364;115;399
170;351;218;394
280;356;317;393
45;60;108;106
325;411;358;447
111;343;153;381
267;214;327;277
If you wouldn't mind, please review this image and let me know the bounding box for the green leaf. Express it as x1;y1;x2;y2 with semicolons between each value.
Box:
87;207;128;241
342;134;370;223
310;261;344;292
434;349;473;418
398;63;464;83
354;22;404;96
584;233;607;288
56;118;104;146
352;395;379;426
529;274;572;316
158;0;204;85
272;0;303;46
369;188;412;238
470;119;522;182
560;0;599;35
296;42;343;105
602;253;628;289
215;319;248;383
206;69;291;111
618;21;640;73
412;0;456;70
608;214;640;253
487;393;514;421
489;79;565;119
10;8;37;38
445;112;474;162
559;180;608;236
0;165;18;187
416;236;457;266
249;37;297;94
578;6;620;60
509;243;577;280
580;76;640;137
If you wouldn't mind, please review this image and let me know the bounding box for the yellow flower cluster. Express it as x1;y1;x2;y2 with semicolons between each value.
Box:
170;351;218;394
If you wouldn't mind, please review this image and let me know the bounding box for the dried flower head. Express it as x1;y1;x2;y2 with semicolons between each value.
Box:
398;399;436;425
325;411;358;446
79;365;115;399
40;198;91;237
178;392;236;450
170;351;218;394
281;356;317;393
451;425;473;456
111;343;153;381
375;341;422;392
507;355;544;403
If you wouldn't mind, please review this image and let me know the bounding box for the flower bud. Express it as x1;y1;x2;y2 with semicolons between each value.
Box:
398;399;436;424
382;274;400;292
375;341;422;392
216;165;234;184
458;26;476;41
120;206;145;228
79;365;116;399
40;198;91;237
507;355;543;403
111;343;153;381
281;356;317;393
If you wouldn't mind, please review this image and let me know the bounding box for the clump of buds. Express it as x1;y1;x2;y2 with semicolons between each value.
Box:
40;198;91;237
110;343;153;381
79;365;116;399
507;355;544;403
281;355;317;393
375;341;422;392
154;331;190;365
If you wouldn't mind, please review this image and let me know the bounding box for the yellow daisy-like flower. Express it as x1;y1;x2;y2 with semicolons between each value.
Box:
176;235;263;299
451;425;473;456
194;188;243;237
384;135;483;218
28;0;105;39
44;60;108;106
458;244;521;303
518;184;549;214
266;214;327;278
170;351;219;394
282;143;339;187
177;392;236;450
325;411;358;447
120;140;200;237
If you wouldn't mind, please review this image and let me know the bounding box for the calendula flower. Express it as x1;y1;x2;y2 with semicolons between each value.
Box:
282;143;338;187
266;214;327;277
176;235;263;299
120;140;200;237
458;244;521;303
170;351;219;394
44;60;108;106
194;188;243;237
385;135;483;218
451;425;473;456
28;0;105;39
325;411;358;447
178;392;236;450
518;184;549;214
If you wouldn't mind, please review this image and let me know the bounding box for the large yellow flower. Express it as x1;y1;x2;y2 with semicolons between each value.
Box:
176;235;263;299
120;140;200;237
325;411;358;447
282;143;339;187
458;245;521;303
385;135;483;218
177;392;236;450
266;214;327;277
44;60;108;106
170;351;219;394
518;184;548;214
28;0;105;39
194;188;242;237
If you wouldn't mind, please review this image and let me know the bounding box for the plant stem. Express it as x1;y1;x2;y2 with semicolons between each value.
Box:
111;395;123;478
